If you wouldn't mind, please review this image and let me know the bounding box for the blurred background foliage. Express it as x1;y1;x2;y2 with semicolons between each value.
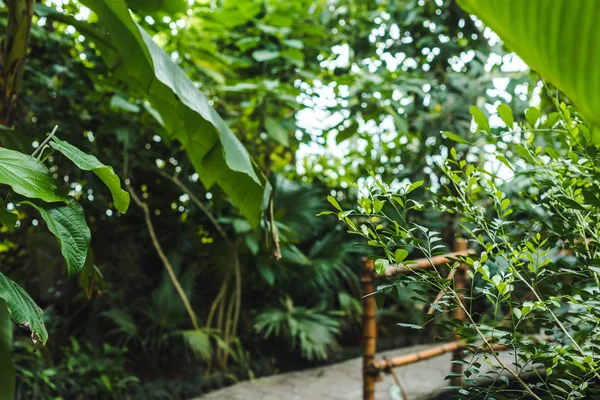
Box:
0;0;549;398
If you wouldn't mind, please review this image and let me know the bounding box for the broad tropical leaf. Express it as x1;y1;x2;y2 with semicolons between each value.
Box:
0;147;63;203
21;198;91;276
66;0;268;226
49;136;130;213
0;273;47;347
458;0;600;142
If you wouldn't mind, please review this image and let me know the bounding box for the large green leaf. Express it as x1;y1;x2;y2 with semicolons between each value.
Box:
71;0;268;226
0;147;63;203
458;0;600;142
49;136;130;213
21;198;91;277
0;273;47;347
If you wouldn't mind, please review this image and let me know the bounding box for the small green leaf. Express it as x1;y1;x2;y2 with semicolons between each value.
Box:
50;137;130;213
442;131;471;145
21;198;91;277
373;199;384;213
374;258;390;275
497;104;514;127
327;195;342;211
0;147;63;203
525;107;540;127
513;308;522;319
406;181;424;194
469;106;490;132
395;249;409;263
0;272;47;347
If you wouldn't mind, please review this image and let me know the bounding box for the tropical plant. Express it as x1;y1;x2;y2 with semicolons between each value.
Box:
331;98;600;398
0;127;129;398
254;297;342;361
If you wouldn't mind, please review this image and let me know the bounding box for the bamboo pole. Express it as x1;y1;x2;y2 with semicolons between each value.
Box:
380;249;472;277
371;341;507;371
450;238;468;386
362;259;377;400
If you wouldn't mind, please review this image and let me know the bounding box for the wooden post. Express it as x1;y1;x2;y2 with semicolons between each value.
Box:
362;259;377;400
450;238;468;386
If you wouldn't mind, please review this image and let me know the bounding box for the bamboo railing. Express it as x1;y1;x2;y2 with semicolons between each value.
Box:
361;238;471;400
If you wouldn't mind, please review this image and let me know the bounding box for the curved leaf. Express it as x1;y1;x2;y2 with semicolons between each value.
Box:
458;0;600;141
0;147;63;203
0;273;47;347
21;198;91;277
73;0;268;226
49;136;129;213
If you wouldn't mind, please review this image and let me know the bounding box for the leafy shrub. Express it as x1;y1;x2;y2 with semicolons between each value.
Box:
14;338;137;400
332;101;600;398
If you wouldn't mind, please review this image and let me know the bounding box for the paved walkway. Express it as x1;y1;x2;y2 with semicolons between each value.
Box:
193;343;517;400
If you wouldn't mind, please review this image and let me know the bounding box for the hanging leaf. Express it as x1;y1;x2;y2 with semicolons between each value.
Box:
497;104;514;128
49;136;130;213
0;147;63;203
395;249;409;263
51;0;268;227
458;0;600;142
0;273;47;347
469;106;490;133
525;107;540;128
20;198;91;277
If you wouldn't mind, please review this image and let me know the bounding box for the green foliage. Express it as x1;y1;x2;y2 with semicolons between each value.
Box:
20;198;90;277
14;338;138;400
0;0;568;396
0;273;46;346
66;0;268;226
0;147;63;203
0;127;123;347
335;100;600;398
459;0;600;141
254;298;341;360
49;136;129;213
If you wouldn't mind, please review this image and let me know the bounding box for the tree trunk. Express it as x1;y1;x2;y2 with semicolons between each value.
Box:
0;1;35;398
0;0;34;126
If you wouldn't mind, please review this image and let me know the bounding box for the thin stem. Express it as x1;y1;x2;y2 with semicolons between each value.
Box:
127;182;199;330
31;125;58;158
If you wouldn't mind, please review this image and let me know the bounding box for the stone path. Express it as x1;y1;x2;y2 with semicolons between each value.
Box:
193;343;518;400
